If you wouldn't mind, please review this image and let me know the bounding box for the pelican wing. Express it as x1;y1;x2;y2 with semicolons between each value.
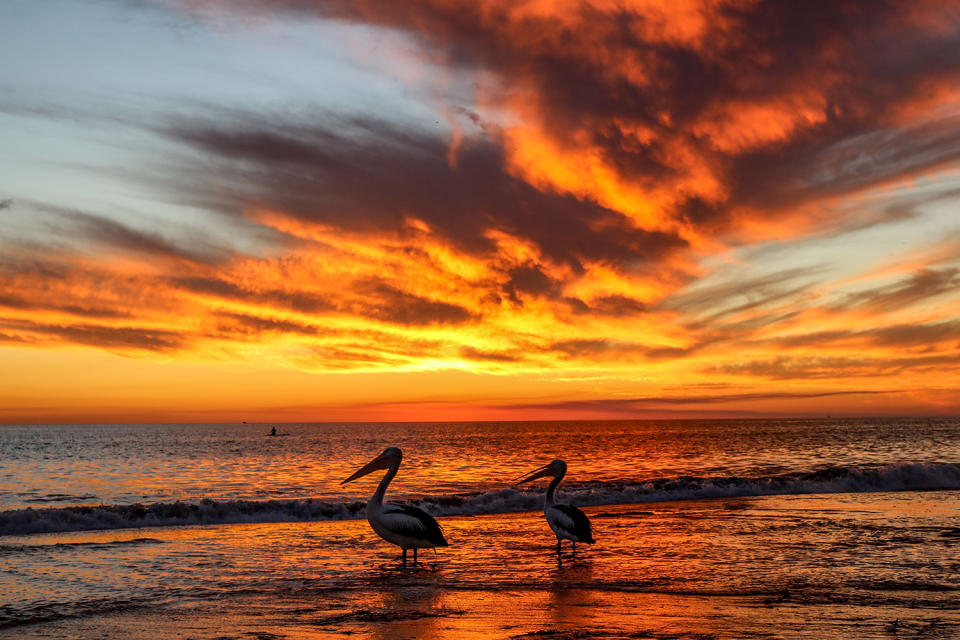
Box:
552;504;594;543
382;504;449;547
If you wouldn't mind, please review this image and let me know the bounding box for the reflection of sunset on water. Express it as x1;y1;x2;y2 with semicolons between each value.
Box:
2;420;958;636
5;420;956;514
5;493;958;638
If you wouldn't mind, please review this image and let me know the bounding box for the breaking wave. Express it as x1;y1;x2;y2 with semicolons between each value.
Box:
2;462;958;536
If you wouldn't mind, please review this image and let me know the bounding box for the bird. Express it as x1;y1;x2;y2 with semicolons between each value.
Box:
341;446;447;565
517;459;594;556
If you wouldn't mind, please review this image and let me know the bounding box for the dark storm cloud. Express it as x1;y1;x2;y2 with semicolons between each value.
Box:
0;293;130;319
211;311;319;336
504;264;556;298
501;264;561;306
0;256;72;281
831;268;960;311
0;320;184;351
549;339;646;358
0;255;178;327
764;320;960;349
664;268;822;317
693;5;960;215
173;276;336;314
175;275;473;326
588;295;647;316
732;113;960;212
195;0;960;232
35;204;226;265
561;294;649;317
160;113;688;272
350;279;474;326
548;338;697;361
503;389;888;413
712;352;960;379
869;321;960;347
492;266;648;315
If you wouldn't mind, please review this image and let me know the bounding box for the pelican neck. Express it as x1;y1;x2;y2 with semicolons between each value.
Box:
545;471;564;508
370;461;400;507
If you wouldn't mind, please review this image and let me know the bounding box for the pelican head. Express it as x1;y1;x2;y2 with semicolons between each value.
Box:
516;459;567;484
341;446;403;484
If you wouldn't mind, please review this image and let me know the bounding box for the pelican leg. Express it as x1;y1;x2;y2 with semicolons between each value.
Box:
556;539;562;555
413;548;418;564
402;548;407;567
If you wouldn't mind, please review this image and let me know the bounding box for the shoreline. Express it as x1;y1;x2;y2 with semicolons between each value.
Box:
4;492;959;639
4;459;959;537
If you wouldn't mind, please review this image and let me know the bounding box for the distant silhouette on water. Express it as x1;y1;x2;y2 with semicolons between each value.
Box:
517;459;594;556
268;427;277;436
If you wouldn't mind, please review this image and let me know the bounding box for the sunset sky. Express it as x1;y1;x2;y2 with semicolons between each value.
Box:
2;0;960;423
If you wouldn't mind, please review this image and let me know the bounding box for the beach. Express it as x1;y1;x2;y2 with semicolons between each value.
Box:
2;420;959;638
4;493;959;639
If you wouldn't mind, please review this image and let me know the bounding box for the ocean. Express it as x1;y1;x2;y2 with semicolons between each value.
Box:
1;418;958;638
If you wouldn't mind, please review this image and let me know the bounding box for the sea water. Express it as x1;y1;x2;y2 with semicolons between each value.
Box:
1;418;958;638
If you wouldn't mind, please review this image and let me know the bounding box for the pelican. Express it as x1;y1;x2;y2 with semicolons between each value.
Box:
517;459;594;555
341;446;447;565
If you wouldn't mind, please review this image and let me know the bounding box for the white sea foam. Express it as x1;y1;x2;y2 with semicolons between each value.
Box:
2;462;957;536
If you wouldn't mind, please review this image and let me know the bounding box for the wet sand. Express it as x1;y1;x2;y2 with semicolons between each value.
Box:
4;491;959;639
14;587;933;640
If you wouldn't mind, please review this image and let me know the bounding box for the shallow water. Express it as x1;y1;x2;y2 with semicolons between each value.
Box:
2;418;958;509
2;492;958;638
2;419;959;535
2;418;959;637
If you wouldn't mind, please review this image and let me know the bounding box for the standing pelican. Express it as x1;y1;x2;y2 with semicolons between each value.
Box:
517;459;594;555
341;446;448;565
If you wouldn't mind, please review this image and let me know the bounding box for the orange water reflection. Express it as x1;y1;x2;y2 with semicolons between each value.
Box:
5;492;960;639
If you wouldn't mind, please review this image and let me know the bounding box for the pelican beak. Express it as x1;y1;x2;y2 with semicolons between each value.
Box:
341;451;391;484
515;464;553;485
